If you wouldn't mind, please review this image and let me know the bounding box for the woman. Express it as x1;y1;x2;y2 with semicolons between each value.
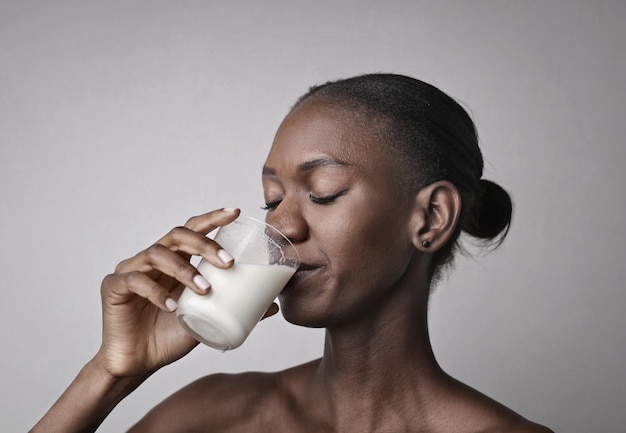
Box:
32;74;552;432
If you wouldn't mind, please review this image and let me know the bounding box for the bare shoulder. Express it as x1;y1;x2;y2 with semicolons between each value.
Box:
128;360;320;433
443;401;553;433
471;400;553;433
495;418;554;433
438;376;554;433
128;370;279;432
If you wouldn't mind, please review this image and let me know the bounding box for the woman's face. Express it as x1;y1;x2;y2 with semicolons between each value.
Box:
263;100;417;328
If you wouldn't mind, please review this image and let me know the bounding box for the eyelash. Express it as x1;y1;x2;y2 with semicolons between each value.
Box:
309;189;348;205
261;189;348;211
261;200;281;211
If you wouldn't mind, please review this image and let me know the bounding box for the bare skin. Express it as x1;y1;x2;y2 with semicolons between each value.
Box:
32;100;552;433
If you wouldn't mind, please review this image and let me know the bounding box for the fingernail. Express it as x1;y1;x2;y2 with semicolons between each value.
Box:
165;298;178;312
222;207;238;212
193;274;211;292
218;249;234;264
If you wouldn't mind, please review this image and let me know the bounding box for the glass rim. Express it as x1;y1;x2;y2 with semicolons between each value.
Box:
228;215;301;265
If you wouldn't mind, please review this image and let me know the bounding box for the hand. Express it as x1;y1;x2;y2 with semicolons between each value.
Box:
31;209;283;433
96;208;247;378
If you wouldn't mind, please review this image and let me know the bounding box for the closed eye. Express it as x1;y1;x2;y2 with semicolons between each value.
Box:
309;189;348;205
262;189;349;210
261;199;282;211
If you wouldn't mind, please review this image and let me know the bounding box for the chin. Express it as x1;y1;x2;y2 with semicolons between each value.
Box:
278;292;335;329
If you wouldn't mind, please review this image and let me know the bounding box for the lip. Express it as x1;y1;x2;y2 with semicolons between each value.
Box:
284;263;323;289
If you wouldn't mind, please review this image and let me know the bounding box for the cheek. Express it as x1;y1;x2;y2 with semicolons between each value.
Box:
351;230;410;284
321;207;412;291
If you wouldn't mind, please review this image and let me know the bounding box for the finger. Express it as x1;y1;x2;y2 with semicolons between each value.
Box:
157;225;236;269
111;207;240;292
260;302;279;320
157;208;240;267
101;272;178;313
182;207;240;234
116;225;234;276
115;243;212;294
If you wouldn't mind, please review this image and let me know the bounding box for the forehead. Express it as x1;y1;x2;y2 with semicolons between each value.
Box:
264;100;384;171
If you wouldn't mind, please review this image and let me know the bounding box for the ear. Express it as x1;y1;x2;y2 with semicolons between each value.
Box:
409;181;461;252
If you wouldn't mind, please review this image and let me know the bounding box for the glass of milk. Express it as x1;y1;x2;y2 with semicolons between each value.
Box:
176;216;299;350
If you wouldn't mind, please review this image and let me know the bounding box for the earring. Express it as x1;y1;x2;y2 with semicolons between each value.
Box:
422;240;431;248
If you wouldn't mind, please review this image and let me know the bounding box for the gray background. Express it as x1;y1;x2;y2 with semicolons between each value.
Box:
1;1;625;432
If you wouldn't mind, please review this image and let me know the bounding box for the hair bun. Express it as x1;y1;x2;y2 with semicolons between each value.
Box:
463;179;513;246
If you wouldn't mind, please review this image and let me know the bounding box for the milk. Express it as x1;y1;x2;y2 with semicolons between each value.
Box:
177;261;296;350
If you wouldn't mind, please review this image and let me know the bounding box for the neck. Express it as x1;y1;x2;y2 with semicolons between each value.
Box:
310;258;447;429
319;285;440;392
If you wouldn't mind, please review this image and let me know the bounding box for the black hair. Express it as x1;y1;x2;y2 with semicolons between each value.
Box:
294;73;513;277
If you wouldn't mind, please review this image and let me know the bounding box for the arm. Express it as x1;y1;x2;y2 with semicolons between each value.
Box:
30;208;262;432
30;356;148;433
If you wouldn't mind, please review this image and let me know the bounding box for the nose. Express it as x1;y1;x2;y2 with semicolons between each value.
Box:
265;199;308;244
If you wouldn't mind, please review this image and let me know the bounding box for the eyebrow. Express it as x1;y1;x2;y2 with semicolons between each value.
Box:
262;157;351;176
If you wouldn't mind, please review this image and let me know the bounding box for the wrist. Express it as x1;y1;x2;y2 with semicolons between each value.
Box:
30;356;150;433
86;353;151;402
